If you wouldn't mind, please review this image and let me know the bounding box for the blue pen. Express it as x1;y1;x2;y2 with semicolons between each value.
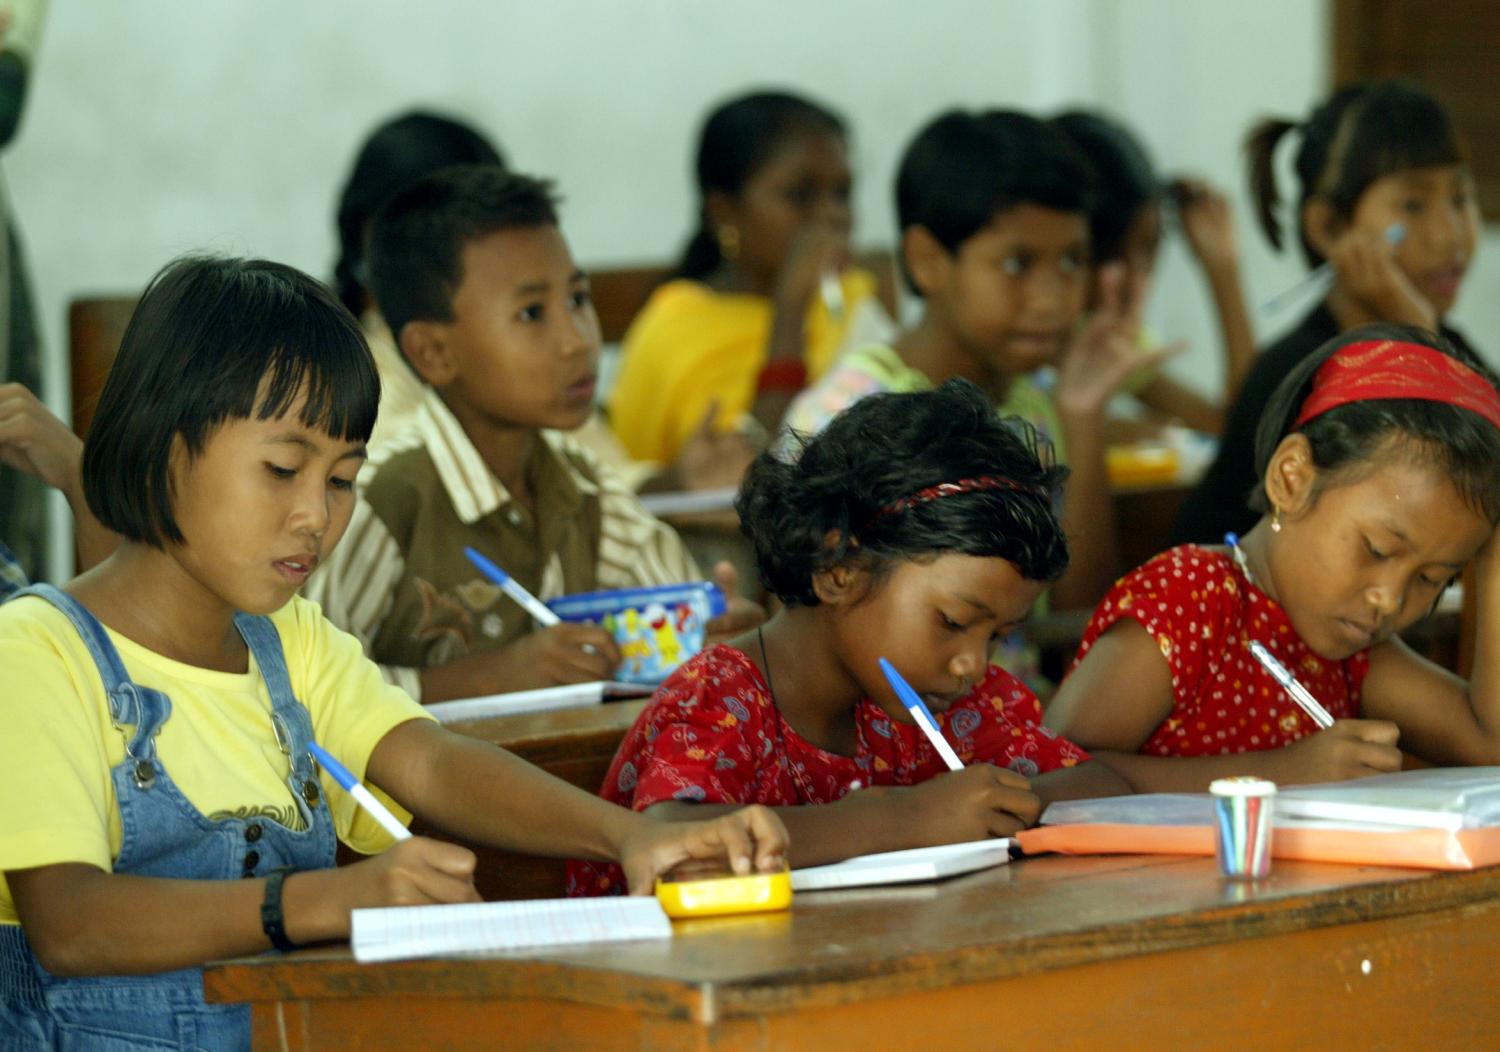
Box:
308;741;412;843
879;657;964;772
1259;222;1405;316
464;546;560;627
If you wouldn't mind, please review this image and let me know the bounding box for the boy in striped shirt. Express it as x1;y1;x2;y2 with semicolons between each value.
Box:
306;167;758;703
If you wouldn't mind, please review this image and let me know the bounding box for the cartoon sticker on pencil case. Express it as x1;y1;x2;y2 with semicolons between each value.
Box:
547;581;726;684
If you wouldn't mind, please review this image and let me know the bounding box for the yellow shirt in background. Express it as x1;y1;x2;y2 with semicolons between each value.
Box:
606;269;879;465
0;594;433;924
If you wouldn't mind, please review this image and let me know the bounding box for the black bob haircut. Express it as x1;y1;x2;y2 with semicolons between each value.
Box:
895;108;1097;295
739;378;1070;607
83;255;378;549
1252;323;1500;523
367;166;559;347
334;109;505;316
1050;109;1160;264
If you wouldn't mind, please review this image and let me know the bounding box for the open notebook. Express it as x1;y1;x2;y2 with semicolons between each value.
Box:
791;839;1014;891
351;897;672;963
424;681;651;724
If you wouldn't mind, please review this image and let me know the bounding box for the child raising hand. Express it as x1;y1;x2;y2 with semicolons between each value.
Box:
1048;325;1500;789
571;379;1127;895
0;256;786;1050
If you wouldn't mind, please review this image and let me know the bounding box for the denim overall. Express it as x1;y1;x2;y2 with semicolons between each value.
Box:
0;584;338;1051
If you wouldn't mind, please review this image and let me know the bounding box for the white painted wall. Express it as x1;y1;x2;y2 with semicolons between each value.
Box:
8;0;1495;577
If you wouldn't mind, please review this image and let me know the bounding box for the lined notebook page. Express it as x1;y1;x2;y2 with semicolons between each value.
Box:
351;897;672;963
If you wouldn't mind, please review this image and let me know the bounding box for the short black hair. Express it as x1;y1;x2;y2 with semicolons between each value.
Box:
334;110;504;315
739;378;1070;606
895;109;1097;295
1252;323;1500;522
367;166;559;344
1050;109;1159;263
1246;80;1466;268
677;90;847;281
83;255;378;548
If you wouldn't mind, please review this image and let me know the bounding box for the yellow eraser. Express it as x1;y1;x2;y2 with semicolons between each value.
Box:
654;868;792;919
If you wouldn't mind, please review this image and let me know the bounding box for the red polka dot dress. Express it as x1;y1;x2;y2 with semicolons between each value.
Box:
1070;545;1367;758
567;644;1090;896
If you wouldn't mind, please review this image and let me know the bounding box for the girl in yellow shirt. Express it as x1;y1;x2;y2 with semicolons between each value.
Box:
608;90;889;466
0;255;785;1051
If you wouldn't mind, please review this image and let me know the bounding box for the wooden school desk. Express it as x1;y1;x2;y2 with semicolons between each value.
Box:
205;852;1500;1051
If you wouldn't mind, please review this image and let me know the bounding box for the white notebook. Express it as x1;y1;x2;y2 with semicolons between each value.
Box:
790;839;1014;892
425;680;650;724
1276;767;1500;832
351;897;672;963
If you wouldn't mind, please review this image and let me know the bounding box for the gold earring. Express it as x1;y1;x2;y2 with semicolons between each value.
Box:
717;225;740;262
1270;507;1283;533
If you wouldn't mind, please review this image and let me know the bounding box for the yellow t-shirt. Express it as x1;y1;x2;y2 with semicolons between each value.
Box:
606;269;878;464
0;593;434;924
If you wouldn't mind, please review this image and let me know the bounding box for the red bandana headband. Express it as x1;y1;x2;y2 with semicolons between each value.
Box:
872;475;1044;520
1291;339;1500;433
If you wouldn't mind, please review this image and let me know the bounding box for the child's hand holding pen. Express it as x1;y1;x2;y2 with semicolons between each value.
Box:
889;765;1042;840
1267;719;1402;785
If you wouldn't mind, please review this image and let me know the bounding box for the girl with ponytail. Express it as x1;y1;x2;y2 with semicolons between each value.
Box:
1173;80;1480;544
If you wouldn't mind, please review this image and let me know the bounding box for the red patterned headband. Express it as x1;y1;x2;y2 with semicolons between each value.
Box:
1292;339;1500;433
872;475;1044;520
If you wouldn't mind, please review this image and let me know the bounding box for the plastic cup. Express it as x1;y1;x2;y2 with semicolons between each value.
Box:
1209;777;1276;879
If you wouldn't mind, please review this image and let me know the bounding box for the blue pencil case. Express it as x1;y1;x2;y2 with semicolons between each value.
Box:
546;582;726;685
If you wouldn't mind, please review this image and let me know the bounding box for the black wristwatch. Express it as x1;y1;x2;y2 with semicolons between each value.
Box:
260;866;302;952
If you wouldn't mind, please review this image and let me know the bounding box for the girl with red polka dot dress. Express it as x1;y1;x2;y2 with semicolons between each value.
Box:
569;380;1127;896
1046;324;1500;791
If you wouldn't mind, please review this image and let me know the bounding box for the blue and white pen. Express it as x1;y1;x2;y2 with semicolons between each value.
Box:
1259;222;1405;316
308;741;412;842
879;657;964;772
464;546;560;627
1246;641;1336;730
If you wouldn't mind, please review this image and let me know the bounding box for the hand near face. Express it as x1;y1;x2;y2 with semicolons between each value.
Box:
1171;178;1239;272
1055;263;1183;417
773;221;850;317
1327;227;1437;331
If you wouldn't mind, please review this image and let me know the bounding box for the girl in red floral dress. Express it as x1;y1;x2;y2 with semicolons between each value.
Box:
1047;325;1500;791
570;380;1127;895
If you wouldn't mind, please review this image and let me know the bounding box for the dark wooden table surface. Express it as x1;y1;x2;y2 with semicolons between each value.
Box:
206;851;1500;1051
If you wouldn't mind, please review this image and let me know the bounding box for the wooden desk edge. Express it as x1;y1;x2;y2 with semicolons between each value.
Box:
204;860;1500;1025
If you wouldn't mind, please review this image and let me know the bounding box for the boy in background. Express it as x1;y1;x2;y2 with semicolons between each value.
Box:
307;167;757;702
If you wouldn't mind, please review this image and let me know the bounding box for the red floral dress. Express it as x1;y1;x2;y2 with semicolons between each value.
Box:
567;644;1090;896
1070;545;1368;757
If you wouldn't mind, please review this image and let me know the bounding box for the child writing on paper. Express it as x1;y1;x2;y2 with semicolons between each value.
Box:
1173;80;1482;544
306;168;763;703
0;256;787;1051
569;380;1128;895
1046;325;1500;790
607;90;892;466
